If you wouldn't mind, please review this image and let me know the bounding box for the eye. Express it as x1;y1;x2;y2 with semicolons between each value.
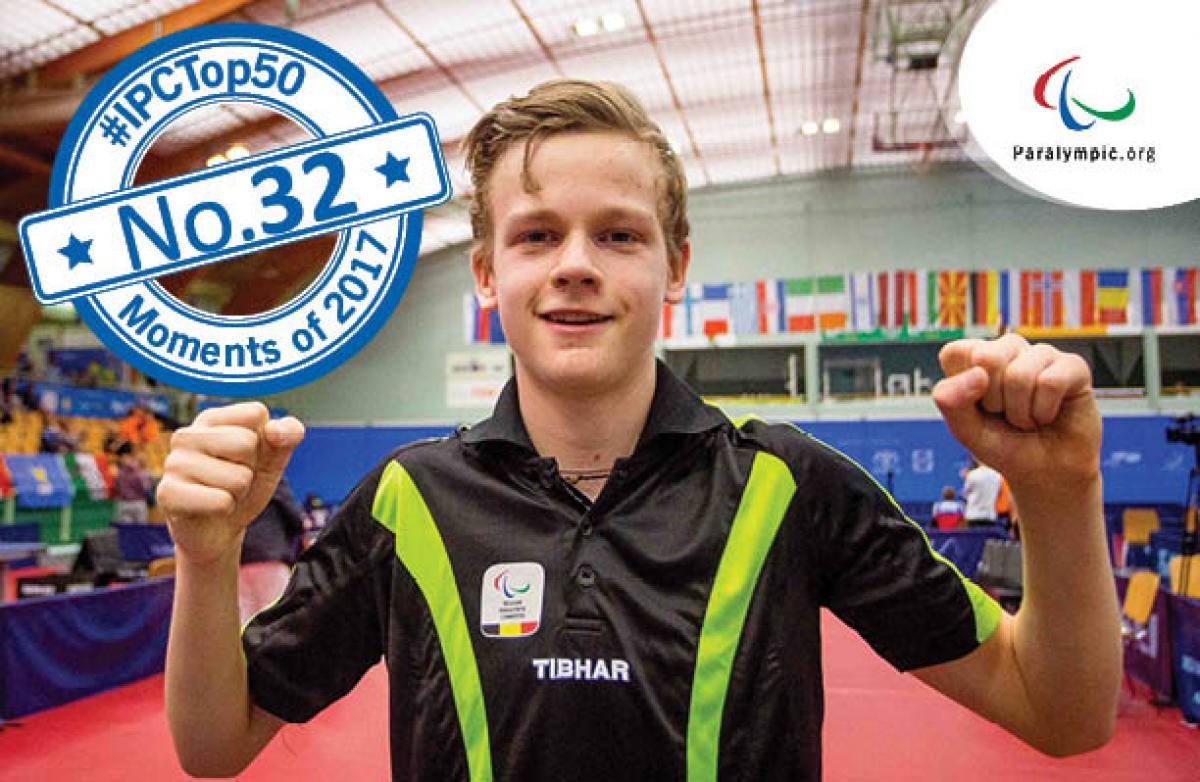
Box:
517;229;557;246
599;229;640;245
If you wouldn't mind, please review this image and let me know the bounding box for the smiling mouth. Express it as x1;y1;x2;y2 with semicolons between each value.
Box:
540;312;613;325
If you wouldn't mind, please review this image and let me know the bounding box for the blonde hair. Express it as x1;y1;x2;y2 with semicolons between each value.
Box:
462;79;689;266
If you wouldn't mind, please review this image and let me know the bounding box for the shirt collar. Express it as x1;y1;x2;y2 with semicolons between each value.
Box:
459;360;728;453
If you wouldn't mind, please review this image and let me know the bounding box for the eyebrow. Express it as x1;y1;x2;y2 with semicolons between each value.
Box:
502;205;656;228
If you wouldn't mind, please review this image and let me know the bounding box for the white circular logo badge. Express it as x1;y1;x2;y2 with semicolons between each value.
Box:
21;24;451;395
956;0;1200;210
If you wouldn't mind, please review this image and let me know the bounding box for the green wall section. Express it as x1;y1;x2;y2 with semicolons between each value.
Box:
275;164;1200;424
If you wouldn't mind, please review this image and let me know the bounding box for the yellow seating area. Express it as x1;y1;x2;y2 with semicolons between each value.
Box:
0;409;42;454
0;412;169;477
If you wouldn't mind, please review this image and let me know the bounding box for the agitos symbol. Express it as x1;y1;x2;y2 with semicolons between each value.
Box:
1033;55;1136;131
494;570;531;599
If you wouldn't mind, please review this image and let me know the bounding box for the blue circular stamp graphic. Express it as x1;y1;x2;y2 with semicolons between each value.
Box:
19;24;451;396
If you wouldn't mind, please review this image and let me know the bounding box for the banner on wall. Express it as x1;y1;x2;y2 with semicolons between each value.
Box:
463;266;1199;346
29;382;170;420
446;351;510;409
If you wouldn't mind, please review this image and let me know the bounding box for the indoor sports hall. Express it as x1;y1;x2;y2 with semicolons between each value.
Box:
0;1;1198;780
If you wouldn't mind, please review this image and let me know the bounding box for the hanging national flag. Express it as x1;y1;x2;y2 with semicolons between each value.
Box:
1141;268;1162;326
6;454;74;508
1096;270;1130;324
1126;269;1144;328
783;278;815;332
848;273;876;332
759;280;783;334
464;293;506;345
971;271;999;327
1169;267;1198;325
693;284;731;337
1077;270;1097;327
729;282;760;335
1000;270;1018;330
0;455;12;498
899;270;930;330
935;271;969;328
65;452;110;501
876;271;899;328
1035;271;1065;328
815;275;848;332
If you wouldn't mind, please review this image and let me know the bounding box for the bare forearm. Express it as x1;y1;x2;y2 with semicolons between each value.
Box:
1010;476;1121;752
165;544;280;776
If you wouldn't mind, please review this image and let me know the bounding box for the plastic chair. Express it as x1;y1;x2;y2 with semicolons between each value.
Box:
1121;508;1160;545
1168;555;1200;598
147;556;175;578
1121;570;1161;696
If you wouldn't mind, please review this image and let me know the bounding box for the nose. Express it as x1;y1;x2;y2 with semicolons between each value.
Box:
550;232;599;291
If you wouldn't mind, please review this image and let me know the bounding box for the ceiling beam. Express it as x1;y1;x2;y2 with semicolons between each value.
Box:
750;0;781;177
845;0;874;168
0;143;52;176
510;0;565;78
375;2;486;115
34;0;257;85
0;88;88;133
632;0;710;186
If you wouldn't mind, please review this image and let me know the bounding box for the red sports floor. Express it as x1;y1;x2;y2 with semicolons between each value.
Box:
2;612;1197;781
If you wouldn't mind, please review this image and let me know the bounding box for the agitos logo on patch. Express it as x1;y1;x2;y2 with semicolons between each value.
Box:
493;569;531;599
1034;55;1136;131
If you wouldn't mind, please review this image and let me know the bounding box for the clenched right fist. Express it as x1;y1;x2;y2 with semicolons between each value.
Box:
158;402;305;566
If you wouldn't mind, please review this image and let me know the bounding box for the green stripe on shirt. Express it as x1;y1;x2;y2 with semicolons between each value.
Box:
687;450;796;781
373;461;494;782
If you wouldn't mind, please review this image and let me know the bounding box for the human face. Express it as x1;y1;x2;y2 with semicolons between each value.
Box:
472;131;689;398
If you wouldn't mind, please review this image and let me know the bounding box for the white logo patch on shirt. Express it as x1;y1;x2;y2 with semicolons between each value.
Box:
480;562;544;638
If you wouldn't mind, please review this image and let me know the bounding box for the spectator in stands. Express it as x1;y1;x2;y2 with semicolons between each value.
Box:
930;486;966;530
239;478;307;624
0;377;14;425
112;449;153;523
38;412;79;454
303;492;330;532
103;423;133;458
962;457;1003;528
118;402;161;446
14;352;32;380
995;474;1017;536
83;361;116;388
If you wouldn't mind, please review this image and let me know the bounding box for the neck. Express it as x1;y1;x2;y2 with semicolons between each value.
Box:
516;359;657;472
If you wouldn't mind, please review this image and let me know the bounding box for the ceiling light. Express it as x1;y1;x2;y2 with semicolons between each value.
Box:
225;143;250;160
821;118;841;134
573;17;600;37
205;153;227;167
800;121;819;136
600;12;626;32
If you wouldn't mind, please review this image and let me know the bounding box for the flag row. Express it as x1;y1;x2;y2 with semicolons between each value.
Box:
464;267;1199;344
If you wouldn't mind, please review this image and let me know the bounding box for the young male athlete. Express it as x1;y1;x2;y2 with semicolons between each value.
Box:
161;80;1120;780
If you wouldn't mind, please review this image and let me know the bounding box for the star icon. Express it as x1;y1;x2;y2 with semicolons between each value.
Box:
58;233;94;270
375;152;410;187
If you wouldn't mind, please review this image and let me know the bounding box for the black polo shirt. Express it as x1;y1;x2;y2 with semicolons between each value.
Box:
243;362;1000;781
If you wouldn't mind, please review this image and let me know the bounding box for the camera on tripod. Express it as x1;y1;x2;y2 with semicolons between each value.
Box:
1166;414;1199;448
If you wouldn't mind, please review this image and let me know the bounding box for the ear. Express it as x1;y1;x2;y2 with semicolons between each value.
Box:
470;246;498;309
664;241;691;305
